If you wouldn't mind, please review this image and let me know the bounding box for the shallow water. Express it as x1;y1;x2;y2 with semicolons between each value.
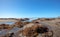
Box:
0;29;9;36
0;22;15;25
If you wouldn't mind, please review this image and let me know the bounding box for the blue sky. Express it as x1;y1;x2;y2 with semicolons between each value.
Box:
0;0;60;18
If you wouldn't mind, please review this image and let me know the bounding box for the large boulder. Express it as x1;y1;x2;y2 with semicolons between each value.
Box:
22;23;53;37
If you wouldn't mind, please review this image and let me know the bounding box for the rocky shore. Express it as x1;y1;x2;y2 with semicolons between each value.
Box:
0;18;60;37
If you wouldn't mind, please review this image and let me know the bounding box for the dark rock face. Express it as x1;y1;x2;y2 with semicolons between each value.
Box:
36;27;49;34
9;33;14;37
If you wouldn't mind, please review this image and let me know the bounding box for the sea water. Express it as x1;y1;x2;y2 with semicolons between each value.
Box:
0;22;15;25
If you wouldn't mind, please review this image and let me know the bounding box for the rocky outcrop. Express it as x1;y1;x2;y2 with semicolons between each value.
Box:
0;24;12;30
0;18;60;37
22;23;53;37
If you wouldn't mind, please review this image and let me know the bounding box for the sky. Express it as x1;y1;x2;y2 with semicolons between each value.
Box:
0;0;60;18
